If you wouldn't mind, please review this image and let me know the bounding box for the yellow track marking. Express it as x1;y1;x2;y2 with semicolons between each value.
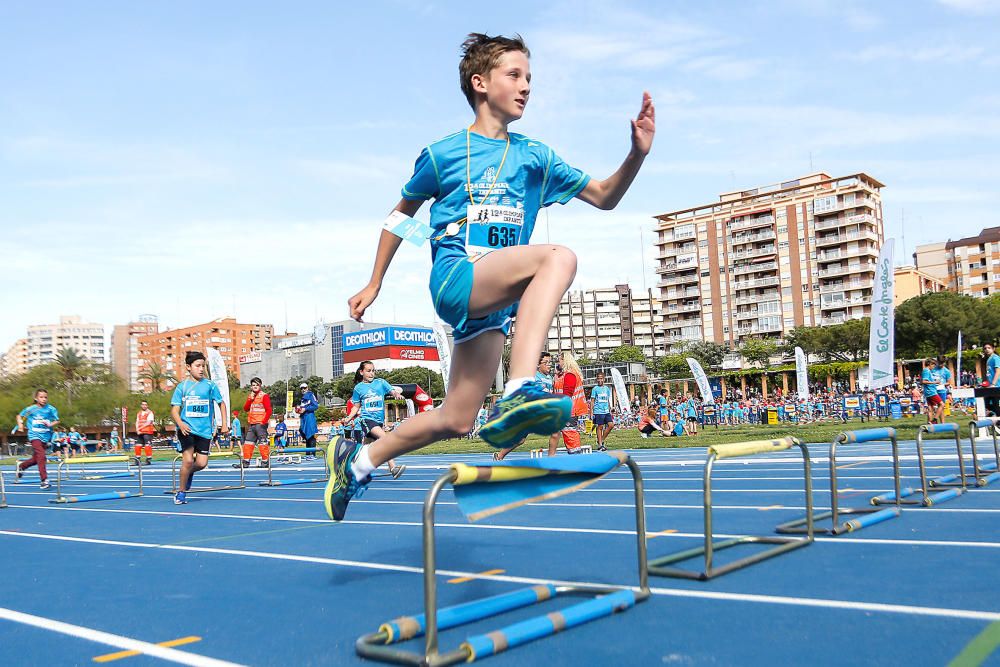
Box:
448;569;506;584
93;636;201;662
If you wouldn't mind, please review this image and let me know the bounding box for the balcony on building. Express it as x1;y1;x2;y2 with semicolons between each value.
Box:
730;244;777;261
730;228;777;246
733;275;781;291
728;212;774;233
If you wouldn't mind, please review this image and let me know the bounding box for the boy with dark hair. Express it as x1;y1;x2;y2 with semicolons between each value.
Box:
327;32;654;521
170;351;229;505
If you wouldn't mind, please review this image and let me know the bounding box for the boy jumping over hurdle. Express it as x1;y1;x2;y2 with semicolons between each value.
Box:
325;32;654;520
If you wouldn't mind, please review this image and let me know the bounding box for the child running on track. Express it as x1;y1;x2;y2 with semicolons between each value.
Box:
14;388;60;489
325;32;654;521
170;351;229;505
135;400;155;466
590;371;613;451
342;361;406;478
238;377;273;468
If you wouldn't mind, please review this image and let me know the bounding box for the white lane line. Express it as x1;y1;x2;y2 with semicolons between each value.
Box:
0;606;245;667
5;510;1000;548
1;530;997;623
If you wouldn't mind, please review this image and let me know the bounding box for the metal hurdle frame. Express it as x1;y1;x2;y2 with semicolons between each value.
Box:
164;451;245;494
356;455;650;666
648;437;813;581
1;468;7;508
777;427;903;535
49;455;143;504
259;447;329;487
869;423;966;507
961;418;1000;487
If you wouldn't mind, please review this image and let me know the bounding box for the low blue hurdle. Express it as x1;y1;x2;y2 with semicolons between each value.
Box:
259;447;329;487
870;422;966;507
778;427;903;535
355;451;649;666
949;418;1000;487
49;455;144;504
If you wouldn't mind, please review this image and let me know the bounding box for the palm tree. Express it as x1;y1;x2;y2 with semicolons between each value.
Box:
55;347;88;407
138;362;177;393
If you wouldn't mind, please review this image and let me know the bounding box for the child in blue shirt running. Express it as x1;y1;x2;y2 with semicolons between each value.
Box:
170;351;229;505
327;33;654;521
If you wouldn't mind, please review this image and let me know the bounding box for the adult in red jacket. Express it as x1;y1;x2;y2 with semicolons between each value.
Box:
240;377;273;468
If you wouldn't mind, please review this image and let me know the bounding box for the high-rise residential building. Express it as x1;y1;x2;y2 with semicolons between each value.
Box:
25;315;106;367
937;227;1000;298
0;338;29;377
111;315;160;392
912;241;950;286
893;266;946;306
653;172;885;351
136;317;273;389
546;284;664;361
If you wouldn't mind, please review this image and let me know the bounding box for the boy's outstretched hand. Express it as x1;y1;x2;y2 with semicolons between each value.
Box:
631;91;655;156
348;284;379;322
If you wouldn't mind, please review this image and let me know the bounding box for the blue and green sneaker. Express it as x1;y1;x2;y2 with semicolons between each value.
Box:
323;436;370;521
478;380;572;449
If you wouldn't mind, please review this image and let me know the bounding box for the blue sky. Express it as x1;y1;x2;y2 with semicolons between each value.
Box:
2;0;998;350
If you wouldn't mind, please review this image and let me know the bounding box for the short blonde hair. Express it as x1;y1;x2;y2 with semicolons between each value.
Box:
459;33;530;108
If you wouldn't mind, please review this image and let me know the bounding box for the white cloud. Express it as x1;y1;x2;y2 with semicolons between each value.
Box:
937;0;1000;14
847;43;995;65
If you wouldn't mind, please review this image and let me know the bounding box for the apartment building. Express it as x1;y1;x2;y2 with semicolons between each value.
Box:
25;315;106;367
547;284;664;360
137;317;273;389
894;266;946;306
653;172;885;350
0;338;29;378
912;241;950;286
110;315;161;392
938;227;1000;298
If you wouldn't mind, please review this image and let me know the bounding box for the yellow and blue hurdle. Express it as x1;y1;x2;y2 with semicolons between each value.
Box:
778;427;903;535
356;451;649;666
649;437;814;580
49;455;143;504
870;422;966;507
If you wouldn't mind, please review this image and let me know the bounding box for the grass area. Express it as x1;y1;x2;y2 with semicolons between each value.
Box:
0;415;968;466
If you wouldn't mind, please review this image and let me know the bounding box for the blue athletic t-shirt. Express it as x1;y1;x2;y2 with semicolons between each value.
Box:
352;378;394;423
19;404;59;443
401;130;590;264
921;368;940;398
988;354;1000;386
658;395;668;416
171;378;224;439
937;367;951;397
535;371;553;393
591;385;612;415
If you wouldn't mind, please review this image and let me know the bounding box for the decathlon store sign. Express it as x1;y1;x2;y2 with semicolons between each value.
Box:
343;326;436;352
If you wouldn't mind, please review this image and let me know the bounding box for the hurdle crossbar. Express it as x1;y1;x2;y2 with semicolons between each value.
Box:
164;451;246;494
962;419;1000;487
49;455;143;504
870;422;966;506
649;437;813;581
356;453;649;666
778;427;902;535
259;447;328;487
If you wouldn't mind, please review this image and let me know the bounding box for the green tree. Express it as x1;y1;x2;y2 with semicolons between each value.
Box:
137;362;177;393
739;338;777;367
655;354;689;378
678;341;727;369
54;347;89;407
782;325;832;359
606;345;645;363
896;292;994;357
384;366;445;398
828;318;870;362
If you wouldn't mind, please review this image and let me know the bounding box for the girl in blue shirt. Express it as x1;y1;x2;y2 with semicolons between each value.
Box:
344;361;406;478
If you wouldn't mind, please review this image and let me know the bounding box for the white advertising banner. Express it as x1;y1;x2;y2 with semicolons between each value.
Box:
795;346;809;401
868;239;896;389
687;358;715;404
432;321;452;395
609;368;630;413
